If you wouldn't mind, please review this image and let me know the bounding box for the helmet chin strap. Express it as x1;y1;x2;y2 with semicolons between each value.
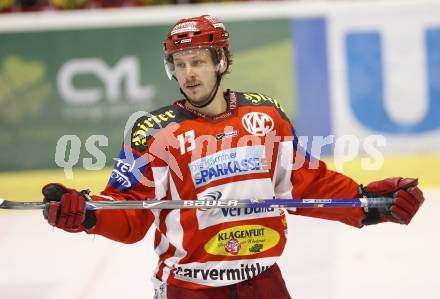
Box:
179;74;222;109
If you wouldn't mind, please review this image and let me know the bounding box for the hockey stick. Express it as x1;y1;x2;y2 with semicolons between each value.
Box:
0;197;393;210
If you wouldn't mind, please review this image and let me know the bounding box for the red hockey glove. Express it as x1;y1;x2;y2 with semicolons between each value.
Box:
42;183;96;233
360;177;424;225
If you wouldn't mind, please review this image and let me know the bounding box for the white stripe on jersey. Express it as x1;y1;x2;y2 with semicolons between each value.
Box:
160;176;187;282
154;228;170;257
273;141;294;201
152;166;169;200
152;209;169;274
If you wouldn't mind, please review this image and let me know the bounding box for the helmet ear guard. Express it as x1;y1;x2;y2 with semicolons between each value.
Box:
164;55;175;80
216;48;227;75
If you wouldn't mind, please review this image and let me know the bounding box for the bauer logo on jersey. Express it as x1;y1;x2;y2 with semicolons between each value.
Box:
189;146;268;188
108;148;148;191
241;112;274;136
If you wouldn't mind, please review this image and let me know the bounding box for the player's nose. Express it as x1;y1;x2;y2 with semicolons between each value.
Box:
183;65;196;76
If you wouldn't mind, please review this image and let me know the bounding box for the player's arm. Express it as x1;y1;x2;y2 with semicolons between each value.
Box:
280;146;366;227
41;144;158;243
272;105;424;227
288;157;424;227
41;117;170;243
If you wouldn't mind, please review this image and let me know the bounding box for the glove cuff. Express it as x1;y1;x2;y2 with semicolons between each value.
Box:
83;210;97;230
359;184;388;226
361;208;383;225
78;189;96;230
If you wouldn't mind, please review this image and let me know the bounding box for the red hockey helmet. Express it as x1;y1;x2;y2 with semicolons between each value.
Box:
163;15;230;79
164;15;229;55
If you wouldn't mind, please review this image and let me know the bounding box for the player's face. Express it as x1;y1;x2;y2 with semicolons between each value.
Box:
173;48;218;104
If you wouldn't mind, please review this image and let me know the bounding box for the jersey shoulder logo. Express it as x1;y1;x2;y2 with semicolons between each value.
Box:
131;106;176;152
238;92;286;113
241;112;274;136
130;105;191;152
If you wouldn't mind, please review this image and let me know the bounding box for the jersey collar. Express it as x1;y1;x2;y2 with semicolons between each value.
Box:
174;89;238;122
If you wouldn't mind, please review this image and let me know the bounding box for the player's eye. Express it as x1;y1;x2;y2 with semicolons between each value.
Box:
175;62;185;69
192;59;205;66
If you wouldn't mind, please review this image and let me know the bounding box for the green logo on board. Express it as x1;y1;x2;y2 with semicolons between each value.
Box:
0;56;52;124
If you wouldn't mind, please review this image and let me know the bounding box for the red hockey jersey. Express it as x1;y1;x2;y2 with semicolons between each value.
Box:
89;91;364;289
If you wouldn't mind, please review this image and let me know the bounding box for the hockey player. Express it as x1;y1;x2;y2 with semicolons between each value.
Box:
41;15;425;299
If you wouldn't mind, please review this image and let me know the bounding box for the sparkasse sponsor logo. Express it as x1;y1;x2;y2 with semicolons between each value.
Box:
189;146;267;187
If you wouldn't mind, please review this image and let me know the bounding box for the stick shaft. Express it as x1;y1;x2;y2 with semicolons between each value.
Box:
0;197;393;210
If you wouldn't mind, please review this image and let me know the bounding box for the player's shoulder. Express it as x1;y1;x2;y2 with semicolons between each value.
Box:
130;103;191;152
235;91;288;119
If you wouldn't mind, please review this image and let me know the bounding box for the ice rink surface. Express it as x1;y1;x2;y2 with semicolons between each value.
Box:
1;189;438;299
